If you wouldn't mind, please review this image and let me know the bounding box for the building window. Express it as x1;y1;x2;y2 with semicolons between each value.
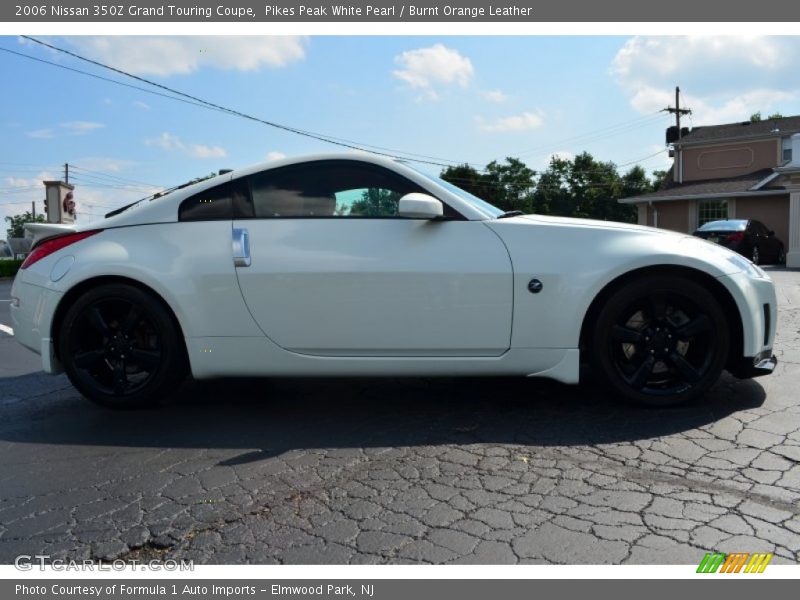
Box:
698;199;728;226
782;137;793;163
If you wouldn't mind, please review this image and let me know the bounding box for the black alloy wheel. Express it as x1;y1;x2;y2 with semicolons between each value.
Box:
59;283;186;408
593;275;729;407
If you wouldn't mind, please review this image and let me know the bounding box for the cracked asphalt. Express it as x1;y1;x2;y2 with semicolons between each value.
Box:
0;269;799;565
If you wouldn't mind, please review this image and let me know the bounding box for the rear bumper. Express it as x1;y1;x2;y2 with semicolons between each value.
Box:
9;274;64;374
729;349;777;379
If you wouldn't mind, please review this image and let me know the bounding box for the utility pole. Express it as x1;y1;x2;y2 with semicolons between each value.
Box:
64;162;69;184
662;86;693;184
663;86;692;140
31;201;35;219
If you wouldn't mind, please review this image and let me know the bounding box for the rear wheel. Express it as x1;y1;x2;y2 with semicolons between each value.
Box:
592;275;729;407
58;283;187;408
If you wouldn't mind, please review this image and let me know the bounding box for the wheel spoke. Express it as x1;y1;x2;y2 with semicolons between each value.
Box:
648;292;667;321
112;360;128;396
73;349;106;369
612;325;644;344
674;314;711;339
129;348;161;369
667;350;702;383
86;306;110;336
628;355;656;389
120;304;143;335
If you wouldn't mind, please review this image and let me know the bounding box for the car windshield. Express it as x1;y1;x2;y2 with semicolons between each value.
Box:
407;166;504;218
698;220;747;232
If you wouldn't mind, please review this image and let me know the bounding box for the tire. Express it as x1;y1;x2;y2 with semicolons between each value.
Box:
591;275;729;407
58;283;187;408
778;245;786;265
751;245;760;265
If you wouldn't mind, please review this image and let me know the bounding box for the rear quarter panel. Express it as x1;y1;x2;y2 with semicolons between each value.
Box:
24;222;260;340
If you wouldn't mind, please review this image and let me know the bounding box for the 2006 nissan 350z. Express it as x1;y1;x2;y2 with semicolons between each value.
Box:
10;153;778;408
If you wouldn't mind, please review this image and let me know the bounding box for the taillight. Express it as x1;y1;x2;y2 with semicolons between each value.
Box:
20;230;102;269
725;231;745;243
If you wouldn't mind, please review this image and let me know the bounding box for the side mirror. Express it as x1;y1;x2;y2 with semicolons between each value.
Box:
769;230;775;237
398;193;443;219
397;192;444;219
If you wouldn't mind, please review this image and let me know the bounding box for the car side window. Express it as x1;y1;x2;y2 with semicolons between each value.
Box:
179;180;249;221
241;160;461;219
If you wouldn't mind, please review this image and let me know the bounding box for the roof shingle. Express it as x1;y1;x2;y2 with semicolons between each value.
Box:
621;169;780;204
678;115;800;145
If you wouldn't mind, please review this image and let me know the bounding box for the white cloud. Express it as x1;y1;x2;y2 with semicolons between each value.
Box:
145;132;226;160
59;36;308;76
476;111;544;133
61;121;104;135
265;151;287;161
393;44;474;101
188;144;226;159
133;101;150;110
25;122;103;140
0;171;55;223
612;36;800;125
145;132;184;151
481;89;508;103
26;128;54;139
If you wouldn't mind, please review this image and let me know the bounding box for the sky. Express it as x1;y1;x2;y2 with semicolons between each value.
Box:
2;35;800;228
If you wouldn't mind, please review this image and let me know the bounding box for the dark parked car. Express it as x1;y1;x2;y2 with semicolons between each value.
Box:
693;219;786;265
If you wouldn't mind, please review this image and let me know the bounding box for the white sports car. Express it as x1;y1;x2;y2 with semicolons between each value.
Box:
10;153;777;408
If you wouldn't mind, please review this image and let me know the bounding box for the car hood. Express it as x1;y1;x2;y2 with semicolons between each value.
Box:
488;213;761;279
515;214;672;235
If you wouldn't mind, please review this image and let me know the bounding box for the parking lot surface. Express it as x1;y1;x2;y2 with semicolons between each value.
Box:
0;271;799;565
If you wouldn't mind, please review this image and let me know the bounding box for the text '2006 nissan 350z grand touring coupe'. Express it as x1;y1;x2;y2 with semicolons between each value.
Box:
10;153;777;408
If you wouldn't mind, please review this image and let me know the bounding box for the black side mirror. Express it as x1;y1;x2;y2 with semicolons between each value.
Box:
768;230;775;237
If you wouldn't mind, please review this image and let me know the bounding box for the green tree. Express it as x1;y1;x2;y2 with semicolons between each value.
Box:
350;188;401;217
650;169;669;190
483;158;536;213
441;158;536;213
532;156;573;216
439;164;487;199
750;112;762;123
5;210;45;239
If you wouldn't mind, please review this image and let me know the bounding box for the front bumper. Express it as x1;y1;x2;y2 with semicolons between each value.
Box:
729;349;777;379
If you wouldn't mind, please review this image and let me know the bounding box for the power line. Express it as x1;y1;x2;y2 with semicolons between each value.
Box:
69;165;164;188
4;37;673;184
17;37;468;169
512;114;669;162
0;46;230;114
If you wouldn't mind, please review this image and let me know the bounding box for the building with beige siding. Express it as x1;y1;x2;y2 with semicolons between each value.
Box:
620;116;800;267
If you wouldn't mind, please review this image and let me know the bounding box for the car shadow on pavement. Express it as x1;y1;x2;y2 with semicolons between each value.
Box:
0;371;766;466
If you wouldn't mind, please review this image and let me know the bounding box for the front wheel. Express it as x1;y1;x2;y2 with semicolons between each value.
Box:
58;283;187;408
592;275;729;407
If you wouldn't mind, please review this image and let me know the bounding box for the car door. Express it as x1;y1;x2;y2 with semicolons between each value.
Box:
232;160;513;357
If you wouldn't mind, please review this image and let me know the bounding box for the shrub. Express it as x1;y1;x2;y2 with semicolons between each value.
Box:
0;259;23;278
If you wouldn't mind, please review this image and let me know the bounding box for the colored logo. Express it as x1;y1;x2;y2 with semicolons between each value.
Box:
697;552;773;573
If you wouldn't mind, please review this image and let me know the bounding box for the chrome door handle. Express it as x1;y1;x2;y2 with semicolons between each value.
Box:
232;227;251;267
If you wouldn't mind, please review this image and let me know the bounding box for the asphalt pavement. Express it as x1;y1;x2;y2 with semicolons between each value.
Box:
0;272;799;565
